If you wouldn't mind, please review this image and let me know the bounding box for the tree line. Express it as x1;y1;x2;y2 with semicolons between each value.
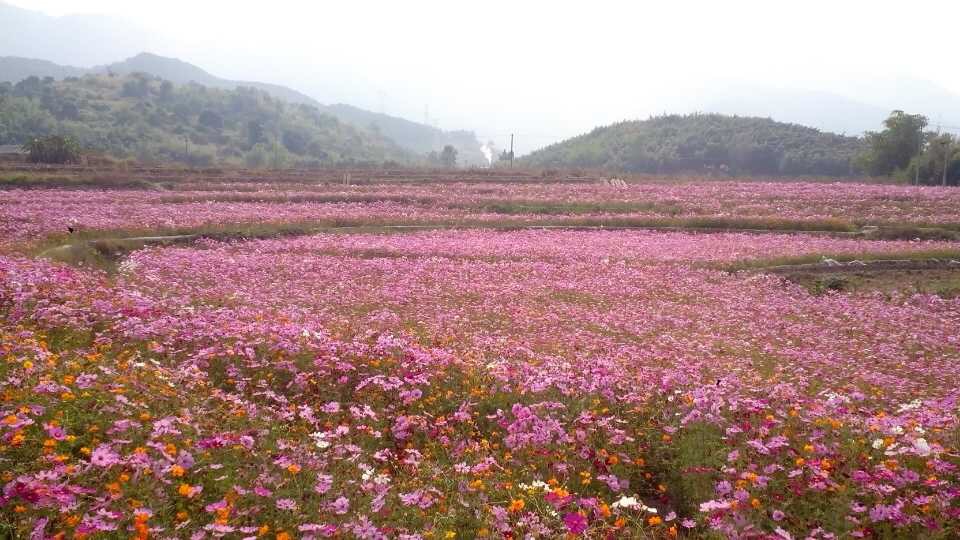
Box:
857;111;959;186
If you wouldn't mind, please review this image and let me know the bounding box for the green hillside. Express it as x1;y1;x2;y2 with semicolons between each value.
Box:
0;73;413;166
522;114;867;176
0;53;485;164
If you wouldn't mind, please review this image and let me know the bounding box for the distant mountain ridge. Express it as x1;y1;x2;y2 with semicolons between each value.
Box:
0;2;167;67
0;56;87;82
93;53;321;107
521;113;867;176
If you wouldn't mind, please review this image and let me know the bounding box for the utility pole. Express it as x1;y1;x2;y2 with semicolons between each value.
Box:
184;135;189;164
509;134;514;168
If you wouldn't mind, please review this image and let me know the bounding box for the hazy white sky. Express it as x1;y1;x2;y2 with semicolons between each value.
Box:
9;0;960;151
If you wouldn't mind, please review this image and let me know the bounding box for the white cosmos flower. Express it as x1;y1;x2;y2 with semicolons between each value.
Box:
309;431;332;449
897;399;922;412
872;438;884;449
913;438;932;457
612;495;657;512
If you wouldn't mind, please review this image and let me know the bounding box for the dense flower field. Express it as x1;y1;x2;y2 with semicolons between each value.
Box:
3;181;960;246
2;181;960;539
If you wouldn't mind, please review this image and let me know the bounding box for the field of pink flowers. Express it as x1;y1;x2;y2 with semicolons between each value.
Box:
3;181;960;248
1;180;959;539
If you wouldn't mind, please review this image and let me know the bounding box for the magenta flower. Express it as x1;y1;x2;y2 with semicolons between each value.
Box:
563;512;588;535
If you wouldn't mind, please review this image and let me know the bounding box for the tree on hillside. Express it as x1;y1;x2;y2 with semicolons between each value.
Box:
439;145;458;167
857;110;927;177
121;75;152;98
282;127;310;154
55;101;80;121
245;120;265;148
198;110;224;130
158;80;175;102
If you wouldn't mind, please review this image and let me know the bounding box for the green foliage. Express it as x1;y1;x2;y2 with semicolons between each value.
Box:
244;143;270;168
21;134;81;163
858;110;928;177
904;133;960;186
0;73;413;166
521;113;866;176
439;144;458;167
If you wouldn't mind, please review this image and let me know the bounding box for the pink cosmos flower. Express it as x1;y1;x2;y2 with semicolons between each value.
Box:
276;498;297;511
89;445;120;468
329;496;350;515
314;473;333;494
321;401;341;413
563;512;588;535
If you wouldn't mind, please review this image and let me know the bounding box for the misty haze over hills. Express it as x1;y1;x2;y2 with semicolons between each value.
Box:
3;1;960;155
0;3;486;164
697;82;960;137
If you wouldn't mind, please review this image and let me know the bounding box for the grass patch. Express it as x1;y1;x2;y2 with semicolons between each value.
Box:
0;173;165;190
461;200;687;216
789;269;960;298
861;225;960;241
658;422;727;516
722;248;960;273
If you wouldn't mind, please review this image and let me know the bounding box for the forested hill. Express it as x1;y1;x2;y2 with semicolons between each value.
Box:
0;52;485;164
521;114;868;176
0;73;413;166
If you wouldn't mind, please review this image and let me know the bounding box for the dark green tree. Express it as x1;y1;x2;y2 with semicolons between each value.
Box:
198;110;224;130
58;102;80;121
245;120;265;148
282;127;309;154
858;111;928;176
22;135;82;164
907;134;960;186
121;75;152;98
439;144;458;167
